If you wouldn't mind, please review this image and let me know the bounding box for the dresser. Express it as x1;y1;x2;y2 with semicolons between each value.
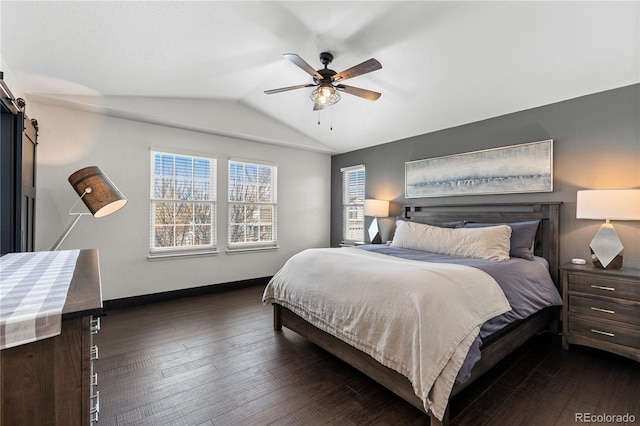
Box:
561;263;640;362
0;249;103;425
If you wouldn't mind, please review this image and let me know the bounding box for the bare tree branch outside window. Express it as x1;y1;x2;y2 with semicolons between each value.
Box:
151;153;216;250
228;161;277;248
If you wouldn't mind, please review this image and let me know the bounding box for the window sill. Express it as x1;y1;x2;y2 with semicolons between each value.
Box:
147;249;218;261
340;241;366;247
226;245;279;255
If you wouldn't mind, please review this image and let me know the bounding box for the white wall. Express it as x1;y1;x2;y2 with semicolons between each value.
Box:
30;100;331;301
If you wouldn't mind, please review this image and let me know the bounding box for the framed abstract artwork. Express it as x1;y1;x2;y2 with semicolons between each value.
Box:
405;140;553;198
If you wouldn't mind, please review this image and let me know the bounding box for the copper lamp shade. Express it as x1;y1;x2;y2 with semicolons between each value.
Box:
69;166;127;218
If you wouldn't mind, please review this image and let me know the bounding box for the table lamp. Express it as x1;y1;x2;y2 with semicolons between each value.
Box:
364;199;389;244
576;189;640;269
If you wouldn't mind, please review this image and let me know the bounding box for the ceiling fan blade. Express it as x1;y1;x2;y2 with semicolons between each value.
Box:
333;58;382;82
284;54;324;80
264;84;316;95
313;103;325;111
335;84;381;101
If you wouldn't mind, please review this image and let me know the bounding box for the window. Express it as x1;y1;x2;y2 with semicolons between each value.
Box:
341;165;365;243
228;159;277;251
150;151;216;255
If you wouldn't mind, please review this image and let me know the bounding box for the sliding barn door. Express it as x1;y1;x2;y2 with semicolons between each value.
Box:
0;74;38;254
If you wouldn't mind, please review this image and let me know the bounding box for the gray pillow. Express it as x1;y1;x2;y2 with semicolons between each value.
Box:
464;220;540;260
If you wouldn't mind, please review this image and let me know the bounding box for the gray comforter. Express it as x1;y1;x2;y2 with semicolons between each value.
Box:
359;244;563;382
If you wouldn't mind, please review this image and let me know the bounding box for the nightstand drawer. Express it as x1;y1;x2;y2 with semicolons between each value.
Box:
569;295;640;326
567;274;640;302
568;316;640;350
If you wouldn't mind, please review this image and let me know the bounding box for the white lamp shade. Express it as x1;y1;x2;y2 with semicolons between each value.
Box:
364;199;389;217
576;189;640;220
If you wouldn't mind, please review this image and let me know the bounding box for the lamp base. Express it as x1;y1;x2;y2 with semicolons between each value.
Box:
368;217;382;244
591;249;623;269
589;223;624;269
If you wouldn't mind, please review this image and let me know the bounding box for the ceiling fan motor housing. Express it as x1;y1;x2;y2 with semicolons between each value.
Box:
319;52;334;66
314;68;337;85
315;52;337;85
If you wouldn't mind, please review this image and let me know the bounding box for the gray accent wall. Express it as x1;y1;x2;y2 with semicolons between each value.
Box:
331;84;640;269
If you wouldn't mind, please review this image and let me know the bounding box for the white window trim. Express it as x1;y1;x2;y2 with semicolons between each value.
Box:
341;164;366;244
340;164;365;173
225;245;279;254
147;247;218;261
227;158;278;253
149;150;217;259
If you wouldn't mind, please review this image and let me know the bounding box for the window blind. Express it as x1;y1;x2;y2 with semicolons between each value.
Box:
341;165;365;243
150;151;216;254
228;159;277;251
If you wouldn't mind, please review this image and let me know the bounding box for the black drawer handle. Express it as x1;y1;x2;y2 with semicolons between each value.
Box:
591;329;615;337
590;306;615;314
590;284;615;291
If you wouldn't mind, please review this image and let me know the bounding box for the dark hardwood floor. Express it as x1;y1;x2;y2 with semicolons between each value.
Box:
95;285;640;425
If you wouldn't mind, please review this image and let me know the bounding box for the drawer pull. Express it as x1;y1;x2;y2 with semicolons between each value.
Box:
591;329;615;337
91;372;98;387
590;306;615;315
91;317;101;335
590;284;615;292
90;391;100;423
91;345;99;361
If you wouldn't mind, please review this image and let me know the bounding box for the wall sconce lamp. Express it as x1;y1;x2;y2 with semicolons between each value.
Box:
576;189;640;269
51;166;128;250
364;199;389;244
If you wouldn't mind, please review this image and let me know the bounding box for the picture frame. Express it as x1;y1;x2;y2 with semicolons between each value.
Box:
405;139;553;198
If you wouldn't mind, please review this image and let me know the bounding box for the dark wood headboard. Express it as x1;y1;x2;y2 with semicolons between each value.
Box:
404;202;561;286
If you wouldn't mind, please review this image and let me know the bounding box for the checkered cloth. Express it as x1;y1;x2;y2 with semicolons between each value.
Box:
0;250;80;350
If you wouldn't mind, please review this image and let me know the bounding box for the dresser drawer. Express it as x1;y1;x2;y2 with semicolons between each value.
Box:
569;295;640;326
568;316;640;350
567;274;640;302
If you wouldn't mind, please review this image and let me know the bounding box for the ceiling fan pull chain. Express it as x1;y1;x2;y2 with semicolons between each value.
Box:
330;108;333;131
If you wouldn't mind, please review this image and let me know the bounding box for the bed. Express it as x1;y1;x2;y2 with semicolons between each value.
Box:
263;202;562;425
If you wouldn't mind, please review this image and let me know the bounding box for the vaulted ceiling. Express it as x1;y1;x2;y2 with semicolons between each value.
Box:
1;1;638;154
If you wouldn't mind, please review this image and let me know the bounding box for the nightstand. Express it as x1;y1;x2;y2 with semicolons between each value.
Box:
561;264;640;362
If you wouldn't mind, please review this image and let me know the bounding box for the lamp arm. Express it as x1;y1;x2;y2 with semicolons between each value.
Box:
50;213;90;251
67;187;91;214
50;188;94;251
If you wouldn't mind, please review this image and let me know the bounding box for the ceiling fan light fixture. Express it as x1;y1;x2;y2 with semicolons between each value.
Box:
265;52;381;112
310;85;340;106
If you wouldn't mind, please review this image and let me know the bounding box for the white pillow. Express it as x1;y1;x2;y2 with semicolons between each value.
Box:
390;220;512;261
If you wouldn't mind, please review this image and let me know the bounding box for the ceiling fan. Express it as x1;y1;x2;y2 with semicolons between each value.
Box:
264;52;382;110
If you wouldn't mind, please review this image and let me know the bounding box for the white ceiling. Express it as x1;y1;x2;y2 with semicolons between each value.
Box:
1;1;638;154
